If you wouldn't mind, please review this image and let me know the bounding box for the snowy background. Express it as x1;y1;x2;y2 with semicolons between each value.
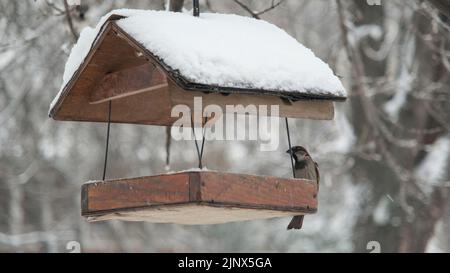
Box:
0;0;449;253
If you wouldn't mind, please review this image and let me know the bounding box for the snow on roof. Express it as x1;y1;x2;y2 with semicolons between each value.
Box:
50;9;346;112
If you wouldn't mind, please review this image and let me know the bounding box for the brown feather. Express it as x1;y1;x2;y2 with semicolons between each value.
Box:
287;148;319;230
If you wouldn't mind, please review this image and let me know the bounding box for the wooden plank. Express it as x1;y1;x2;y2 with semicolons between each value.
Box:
55;85;173;126
82;173;190;214
86;204;304;225
188;172;202;201
81;171;318;225
169;81;335;121
89;63;168;104
197;172;317;210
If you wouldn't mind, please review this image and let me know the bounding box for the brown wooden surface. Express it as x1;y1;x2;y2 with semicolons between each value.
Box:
82;173;190;214
85;205;308;225
170;81;334;120
82;171;318;225
51;23;176;126
50;20;337;126
90;63;167;104
197;172;317;210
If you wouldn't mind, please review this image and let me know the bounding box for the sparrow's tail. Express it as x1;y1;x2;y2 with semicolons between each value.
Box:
287;216;304;230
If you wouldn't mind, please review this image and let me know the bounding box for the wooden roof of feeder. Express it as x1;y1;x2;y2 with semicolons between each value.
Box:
50;10;346;226
49;10;346;126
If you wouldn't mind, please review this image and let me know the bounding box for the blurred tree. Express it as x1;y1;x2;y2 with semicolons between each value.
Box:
337;0;449;252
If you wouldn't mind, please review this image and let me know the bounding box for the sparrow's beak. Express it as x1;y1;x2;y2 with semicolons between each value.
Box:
286;149;292;154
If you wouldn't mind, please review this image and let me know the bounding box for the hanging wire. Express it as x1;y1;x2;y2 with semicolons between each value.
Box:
285;117;296;178
193;0;200;17
102;101;112;180
199;119;207;161
191;115;207;169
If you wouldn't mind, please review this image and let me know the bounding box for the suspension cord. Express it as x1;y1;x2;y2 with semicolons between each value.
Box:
199;117;207;161
285;118;296;178
192;116;202;168
102;101;112;181
191;116;207;169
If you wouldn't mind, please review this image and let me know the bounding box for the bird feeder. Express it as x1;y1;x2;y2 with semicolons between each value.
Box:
49;8;346;225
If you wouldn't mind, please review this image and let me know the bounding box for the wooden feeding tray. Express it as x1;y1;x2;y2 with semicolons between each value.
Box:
82;171;318;225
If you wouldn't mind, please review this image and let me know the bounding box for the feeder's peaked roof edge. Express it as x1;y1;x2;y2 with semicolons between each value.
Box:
48;14;126;118
49;11;346;118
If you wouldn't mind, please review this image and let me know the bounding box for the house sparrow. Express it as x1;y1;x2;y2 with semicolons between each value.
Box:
286;146;320;230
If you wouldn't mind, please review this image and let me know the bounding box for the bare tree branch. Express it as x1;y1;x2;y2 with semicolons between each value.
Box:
63;0;78;41
427;0;450;19
233;0;259;18
336;0;422;208
45;0;65;15
233;0;285;19
257;0;286;16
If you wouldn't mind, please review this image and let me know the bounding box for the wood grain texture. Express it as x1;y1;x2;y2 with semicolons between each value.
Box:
52;23;176;125
196;172;317;210
170;81;335;120
81;171;318;225
82;173;190;214
86;205;305;225
90;63;167;104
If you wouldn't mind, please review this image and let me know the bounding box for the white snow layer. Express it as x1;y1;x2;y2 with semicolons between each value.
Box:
50;9;346;112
